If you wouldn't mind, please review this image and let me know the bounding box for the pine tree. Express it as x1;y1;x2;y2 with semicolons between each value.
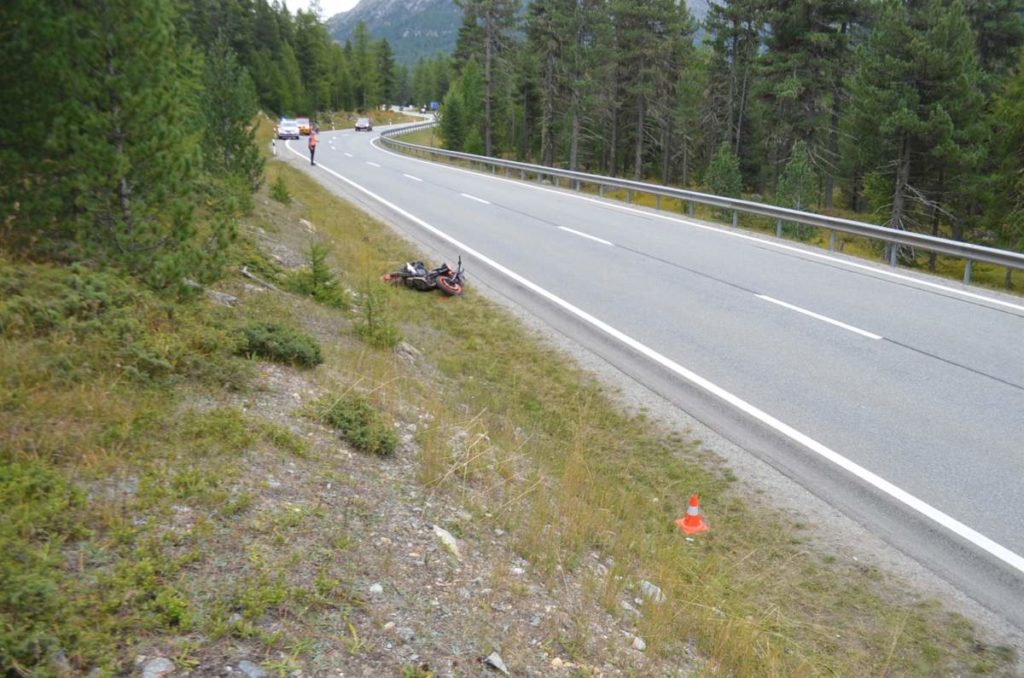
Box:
776;140;818;239
986;52;1024;286
0;0;71;251
439;89;467;150
611;0;693;180
351;22;378;110
202;37;264;195
455;0;520;156
703;0;767;166
967;0;1024;77
757;0;866;202
294;10;332;112
57;0;216;287
705;142;742;218
525;0;562;167
844;0;985;261
375;39;397;106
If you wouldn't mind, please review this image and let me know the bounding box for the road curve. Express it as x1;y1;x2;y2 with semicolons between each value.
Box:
279;123;1024;631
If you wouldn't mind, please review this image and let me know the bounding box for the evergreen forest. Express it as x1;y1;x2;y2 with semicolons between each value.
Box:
441;0;1024;284
1;0;450;286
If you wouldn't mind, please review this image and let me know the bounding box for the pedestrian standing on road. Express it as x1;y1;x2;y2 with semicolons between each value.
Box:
308;128;318;166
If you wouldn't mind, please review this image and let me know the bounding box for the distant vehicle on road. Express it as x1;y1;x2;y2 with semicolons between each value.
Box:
355;117;372;132
276;119;300;140
296;117;312;135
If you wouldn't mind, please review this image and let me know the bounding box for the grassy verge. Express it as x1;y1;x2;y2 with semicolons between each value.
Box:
0;124;1016;675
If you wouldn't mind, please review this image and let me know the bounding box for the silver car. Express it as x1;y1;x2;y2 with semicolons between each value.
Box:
354;117;372;132
276;119;300;140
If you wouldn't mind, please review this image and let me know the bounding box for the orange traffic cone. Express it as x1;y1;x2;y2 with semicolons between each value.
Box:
675;494;709;535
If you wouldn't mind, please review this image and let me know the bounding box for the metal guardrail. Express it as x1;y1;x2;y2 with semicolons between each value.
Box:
380;123;1024;286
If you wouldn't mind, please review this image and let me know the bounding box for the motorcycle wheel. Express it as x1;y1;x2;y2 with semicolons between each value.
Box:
437;276;463;296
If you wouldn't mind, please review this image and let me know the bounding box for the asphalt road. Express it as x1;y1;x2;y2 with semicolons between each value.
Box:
280;123;1024;630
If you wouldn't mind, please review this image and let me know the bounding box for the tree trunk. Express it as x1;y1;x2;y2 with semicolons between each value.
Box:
634;97;645;180
569;102;580;172
484;13;494;157
927;203;939;271
736;59;750;158
609;108;619;178
824;98;840;210
681;130;689;186
541;50;555;167
886;135;911;262
661;122;671;185
726;30;737;150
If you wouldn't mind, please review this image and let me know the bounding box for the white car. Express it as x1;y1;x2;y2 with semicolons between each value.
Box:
355;117;373;132
276;120;300;140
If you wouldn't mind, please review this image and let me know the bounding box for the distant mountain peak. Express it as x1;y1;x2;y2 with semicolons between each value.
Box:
327;0;460;65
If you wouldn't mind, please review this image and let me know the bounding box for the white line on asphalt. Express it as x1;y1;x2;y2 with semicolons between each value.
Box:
366;161;381;168
403;174;422;182
559;226;613;246
460;193;490;204
757;295;882;340
289;141;1024;577
344;152;353;157
371;139;1024;314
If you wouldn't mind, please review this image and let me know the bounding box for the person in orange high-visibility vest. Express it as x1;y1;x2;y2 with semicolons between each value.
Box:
308;128;318;165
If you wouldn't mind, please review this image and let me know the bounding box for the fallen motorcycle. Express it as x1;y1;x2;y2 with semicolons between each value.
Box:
381;256;465;296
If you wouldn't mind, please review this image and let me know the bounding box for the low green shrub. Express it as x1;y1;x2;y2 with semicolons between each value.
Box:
286;243;348;308
318;393;397;456
0;260;246;388
0;262;137;339
353;286;401;349
0;461;87;669
236;322;323;367
270;175;291;204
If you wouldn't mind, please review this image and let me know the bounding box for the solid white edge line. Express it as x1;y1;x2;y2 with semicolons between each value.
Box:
286;140;1024;576
403;174;422;182
460;192;490;205
559;226;613;246
758;295;883;340
370;138;1024;314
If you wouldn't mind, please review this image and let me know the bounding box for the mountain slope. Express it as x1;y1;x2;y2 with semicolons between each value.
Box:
328;0;712;65
327;0;460;65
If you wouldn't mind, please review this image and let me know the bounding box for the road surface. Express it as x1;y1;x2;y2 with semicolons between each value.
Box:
279;123;1024;631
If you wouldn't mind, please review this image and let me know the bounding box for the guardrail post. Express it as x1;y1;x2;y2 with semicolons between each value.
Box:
732;210;738;228
889;244;898;267
829;231;836;252
627;190;633;203
964;259;973;284
656;195;661;210
521;169;526;180
775;219;782;238
599;184;605;197
688;202;694;217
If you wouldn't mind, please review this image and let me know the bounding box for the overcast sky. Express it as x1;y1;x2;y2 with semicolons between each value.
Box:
287;0;359;19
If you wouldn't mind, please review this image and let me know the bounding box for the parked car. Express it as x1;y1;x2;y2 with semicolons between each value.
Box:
355;117;372;132
296;117;312;135
276;119;300;140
